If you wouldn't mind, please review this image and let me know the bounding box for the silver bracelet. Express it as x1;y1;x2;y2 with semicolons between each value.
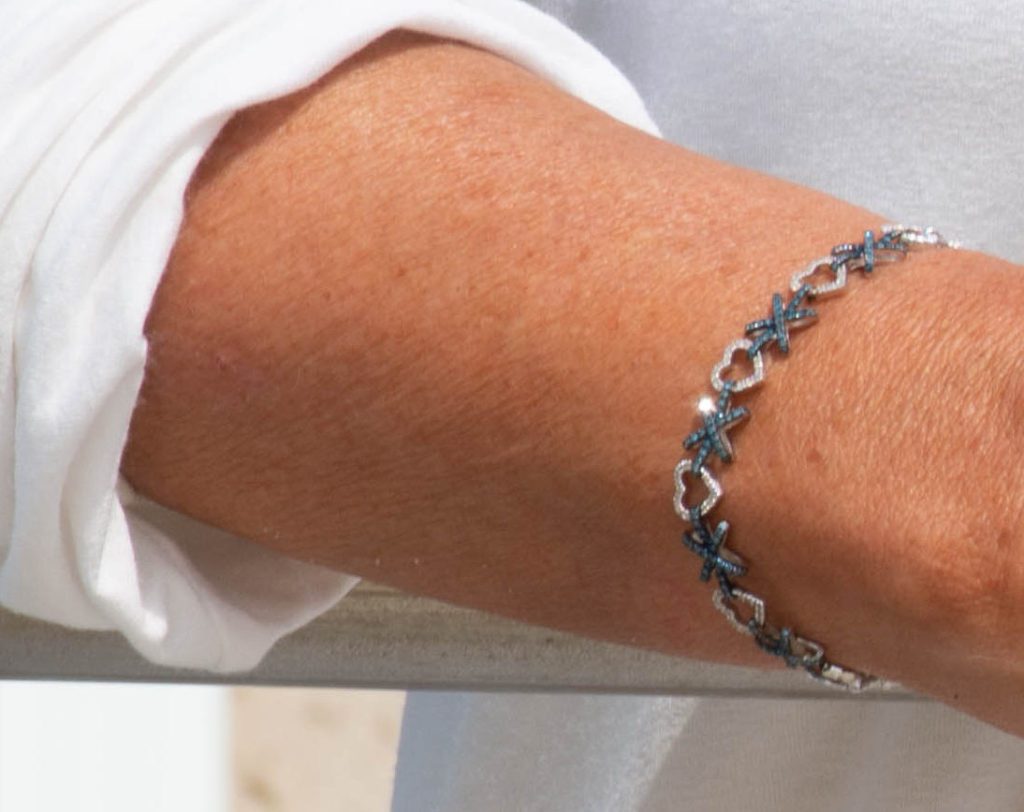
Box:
672;224;956;692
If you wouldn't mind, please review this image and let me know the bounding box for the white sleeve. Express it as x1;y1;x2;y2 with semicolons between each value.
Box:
0;0;660;673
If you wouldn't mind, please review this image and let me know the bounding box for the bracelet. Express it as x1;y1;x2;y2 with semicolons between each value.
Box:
672;224;956;692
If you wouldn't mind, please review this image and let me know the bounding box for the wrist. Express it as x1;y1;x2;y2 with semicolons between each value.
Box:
722;244;1024;688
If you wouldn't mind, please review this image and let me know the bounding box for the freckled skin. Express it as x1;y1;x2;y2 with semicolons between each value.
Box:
123;31;1024;737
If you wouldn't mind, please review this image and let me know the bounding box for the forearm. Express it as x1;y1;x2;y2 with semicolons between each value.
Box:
121;31;1024;707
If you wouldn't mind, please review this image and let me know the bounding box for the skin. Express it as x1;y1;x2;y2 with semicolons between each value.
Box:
121;32;1024;736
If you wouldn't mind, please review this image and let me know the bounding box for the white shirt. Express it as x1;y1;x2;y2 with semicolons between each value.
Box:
0;0;655;671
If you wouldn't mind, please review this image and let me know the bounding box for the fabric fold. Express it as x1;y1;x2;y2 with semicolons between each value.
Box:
0;0;658;671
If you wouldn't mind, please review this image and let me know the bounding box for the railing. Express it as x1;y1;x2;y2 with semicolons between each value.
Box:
0;581;920;699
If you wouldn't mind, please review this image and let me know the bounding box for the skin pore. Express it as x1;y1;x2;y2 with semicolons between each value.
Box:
121;31;1024;735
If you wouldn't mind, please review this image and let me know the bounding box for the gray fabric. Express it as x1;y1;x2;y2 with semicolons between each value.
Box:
394;692;1024;811
528;0;1024;262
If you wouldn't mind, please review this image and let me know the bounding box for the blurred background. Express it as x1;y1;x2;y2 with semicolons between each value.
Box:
0;683;405;811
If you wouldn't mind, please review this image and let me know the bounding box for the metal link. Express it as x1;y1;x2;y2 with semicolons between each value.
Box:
710;338;765;392
882;223;958;248
789;635;825;669
790;255;848;297
672;459;722;522
683;385;749;474
712;587;764;635
675;225;955;692
804;660;888;693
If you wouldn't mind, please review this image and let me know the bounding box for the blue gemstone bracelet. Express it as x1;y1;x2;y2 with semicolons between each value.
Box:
672;224;956;691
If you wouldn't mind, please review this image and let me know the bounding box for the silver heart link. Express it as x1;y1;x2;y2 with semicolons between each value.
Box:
672;459;722;521
680;226;957;693
710;338;765;392
711;587;765;636
790;255;847;297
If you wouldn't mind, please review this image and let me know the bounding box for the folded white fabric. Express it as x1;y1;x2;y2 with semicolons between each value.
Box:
0;0;658;671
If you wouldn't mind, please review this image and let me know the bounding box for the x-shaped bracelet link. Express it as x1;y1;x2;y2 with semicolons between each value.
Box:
672;225;954;692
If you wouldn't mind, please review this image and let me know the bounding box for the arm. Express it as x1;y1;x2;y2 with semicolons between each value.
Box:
121;31;1024;733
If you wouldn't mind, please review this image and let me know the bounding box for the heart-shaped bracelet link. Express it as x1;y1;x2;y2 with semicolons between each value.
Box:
674;225;955;692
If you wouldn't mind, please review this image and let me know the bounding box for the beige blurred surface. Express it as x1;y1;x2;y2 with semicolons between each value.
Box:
232;687;406;812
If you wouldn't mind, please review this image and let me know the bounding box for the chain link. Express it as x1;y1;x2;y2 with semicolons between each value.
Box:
674;225;954;693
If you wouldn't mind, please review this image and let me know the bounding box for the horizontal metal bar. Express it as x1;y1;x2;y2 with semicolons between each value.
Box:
0;582;921;699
